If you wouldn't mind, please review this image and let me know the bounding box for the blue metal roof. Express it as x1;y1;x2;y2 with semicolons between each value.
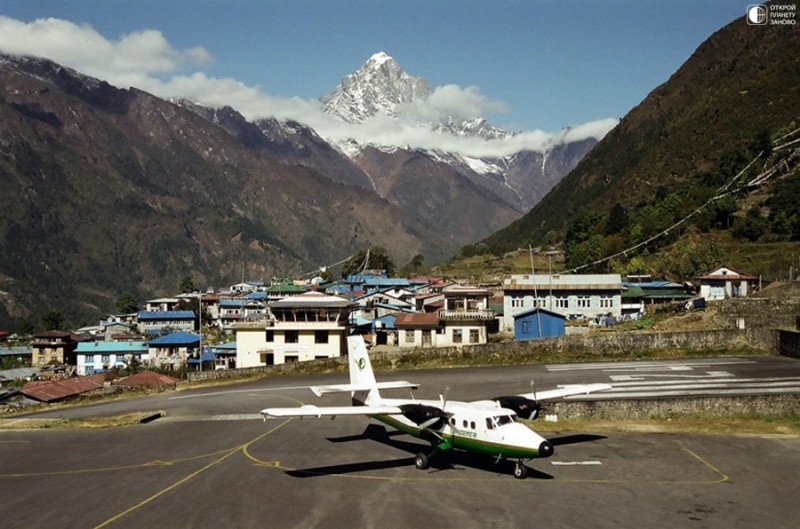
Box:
147;332;200;346
138;310;196;320
75;341;148;354
219;298;247;307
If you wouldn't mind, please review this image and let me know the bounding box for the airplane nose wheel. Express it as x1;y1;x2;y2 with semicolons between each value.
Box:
513;460;528;480
415;452;430;470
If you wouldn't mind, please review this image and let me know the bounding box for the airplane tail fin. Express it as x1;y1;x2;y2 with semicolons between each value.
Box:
347;335;379;406
305;336;417;406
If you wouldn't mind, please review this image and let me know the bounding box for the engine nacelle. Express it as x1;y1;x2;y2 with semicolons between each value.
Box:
493;396;542;420
399;403;448;429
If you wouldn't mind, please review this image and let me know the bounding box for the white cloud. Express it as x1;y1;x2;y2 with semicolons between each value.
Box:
0;15;617;158
400;84;510;122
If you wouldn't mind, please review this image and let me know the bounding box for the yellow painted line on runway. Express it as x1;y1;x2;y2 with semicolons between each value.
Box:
680;446;730;483
93;418;293;529
0;447;247;478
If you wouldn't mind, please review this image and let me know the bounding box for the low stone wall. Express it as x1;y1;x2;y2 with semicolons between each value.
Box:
721;298;800;331
549;394;800;420
188;328;779;383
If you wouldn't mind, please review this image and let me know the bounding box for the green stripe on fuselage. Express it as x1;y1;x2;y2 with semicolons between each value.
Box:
371;414;542;459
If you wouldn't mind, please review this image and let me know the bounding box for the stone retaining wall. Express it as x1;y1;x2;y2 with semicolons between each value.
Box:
549;394;800;420
188;328;778;383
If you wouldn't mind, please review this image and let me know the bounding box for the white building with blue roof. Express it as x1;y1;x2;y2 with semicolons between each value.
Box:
75;341;149;375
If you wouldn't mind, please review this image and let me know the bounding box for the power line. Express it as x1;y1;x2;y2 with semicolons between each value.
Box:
566;138;799;274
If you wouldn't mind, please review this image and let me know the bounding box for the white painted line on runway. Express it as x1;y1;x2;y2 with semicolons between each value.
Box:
609;371;734;381
546;358;756;371
168;385;316;400
550;461;602;466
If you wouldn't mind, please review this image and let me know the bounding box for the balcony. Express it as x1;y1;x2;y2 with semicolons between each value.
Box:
437;309;495;321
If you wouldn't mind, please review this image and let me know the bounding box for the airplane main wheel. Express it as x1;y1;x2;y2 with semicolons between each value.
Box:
513;462;528;480
415;452;430;470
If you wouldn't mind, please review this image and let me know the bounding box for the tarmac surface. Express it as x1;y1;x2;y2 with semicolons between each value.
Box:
2;355;800;528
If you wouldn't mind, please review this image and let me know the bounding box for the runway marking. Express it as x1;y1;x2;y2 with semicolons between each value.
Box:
680;446;730;484
168;385;317;400
551;460;602;466
609;371;733;382
93;418;293;529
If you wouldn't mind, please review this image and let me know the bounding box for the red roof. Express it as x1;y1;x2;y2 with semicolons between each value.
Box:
22;374;106;402
395;312;440;329
117;370;179;389
699;266;757;280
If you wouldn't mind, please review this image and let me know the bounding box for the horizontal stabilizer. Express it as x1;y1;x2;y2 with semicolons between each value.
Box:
261;404;403;419
310;380;418;397
519;383;612;401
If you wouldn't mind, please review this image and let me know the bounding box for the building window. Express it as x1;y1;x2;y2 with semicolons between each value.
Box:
576;296;590;308
285;330;299;343
101;354;110;363
511;296;524;308
265;330;274;342
314;330;329;344
404;330;415;343
600;296;613;309
86;355;95;364
284;355;298;363
453;329;463;343
555;297;568;309
469;329;479;343
521;321;531;334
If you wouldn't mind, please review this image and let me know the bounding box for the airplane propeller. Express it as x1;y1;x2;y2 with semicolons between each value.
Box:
398;403;449;430
493;384;544;420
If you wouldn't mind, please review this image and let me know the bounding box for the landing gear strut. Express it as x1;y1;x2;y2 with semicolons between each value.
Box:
513;460;528;480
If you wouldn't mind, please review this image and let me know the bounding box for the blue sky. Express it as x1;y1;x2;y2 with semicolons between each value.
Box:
0;1;746;141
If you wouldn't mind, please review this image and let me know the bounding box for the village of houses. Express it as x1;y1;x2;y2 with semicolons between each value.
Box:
0;266;757;407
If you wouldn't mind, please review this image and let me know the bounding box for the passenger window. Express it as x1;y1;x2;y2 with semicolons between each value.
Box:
470;421;476;429
486;418;494;430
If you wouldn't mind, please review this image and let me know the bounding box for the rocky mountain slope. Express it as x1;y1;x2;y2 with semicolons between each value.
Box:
0;54;450;328
482;16;800;279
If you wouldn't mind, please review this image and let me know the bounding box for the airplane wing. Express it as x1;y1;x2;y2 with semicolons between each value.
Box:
518;383;612;401
310;381;418;397
262;404;403;419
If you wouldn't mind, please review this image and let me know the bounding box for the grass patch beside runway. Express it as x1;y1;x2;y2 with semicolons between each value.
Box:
0;411;166;429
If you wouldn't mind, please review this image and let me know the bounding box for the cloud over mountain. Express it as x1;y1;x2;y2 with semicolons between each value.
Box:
0;15;616;158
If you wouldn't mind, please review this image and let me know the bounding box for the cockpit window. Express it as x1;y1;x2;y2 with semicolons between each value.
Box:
494;415;517;427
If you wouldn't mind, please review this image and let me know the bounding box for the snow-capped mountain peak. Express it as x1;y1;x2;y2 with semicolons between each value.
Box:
320;51;431;124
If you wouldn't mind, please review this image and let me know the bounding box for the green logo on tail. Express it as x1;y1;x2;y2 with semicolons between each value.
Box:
357;358;366;370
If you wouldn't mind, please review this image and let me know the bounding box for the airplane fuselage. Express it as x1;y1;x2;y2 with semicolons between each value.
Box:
373;398;554;460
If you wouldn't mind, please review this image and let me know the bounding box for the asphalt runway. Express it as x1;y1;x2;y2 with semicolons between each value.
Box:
2;355;800;528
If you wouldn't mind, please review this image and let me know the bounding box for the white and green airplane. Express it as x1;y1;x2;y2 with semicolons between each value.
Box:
261;335;611;479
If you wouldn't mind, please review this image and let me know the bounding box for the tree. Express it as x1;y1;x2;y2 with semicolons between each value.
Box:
115;292;138;314
15;319;34;338
341;246;396;277
179;275;197;293
605;203;629;236
42;310;66;331
733;208;769;242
